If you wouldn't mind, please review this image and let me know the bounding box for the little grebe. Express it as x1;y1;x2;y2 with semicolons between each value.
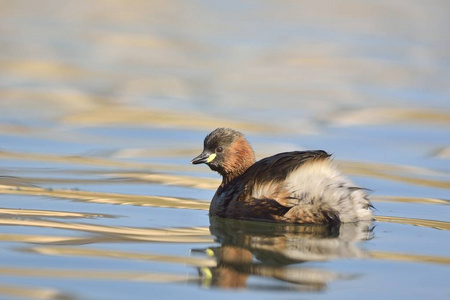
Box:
191;128;373;224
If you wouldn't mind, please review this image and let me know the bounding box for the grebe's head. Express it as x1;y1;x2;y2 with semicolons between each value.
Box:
191;128;255;178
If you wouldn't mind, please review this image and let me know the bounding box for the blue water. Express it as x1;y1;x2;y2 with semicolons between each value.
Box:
0;1;449;299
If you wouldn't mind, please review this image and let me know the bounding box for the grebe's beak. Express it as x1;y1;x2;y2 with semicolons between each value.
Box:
191;151;216;164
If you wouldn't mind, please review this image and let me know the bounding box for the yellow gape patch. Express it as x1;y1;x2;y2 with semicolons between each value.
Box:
205;248;215;257
206;153;216;163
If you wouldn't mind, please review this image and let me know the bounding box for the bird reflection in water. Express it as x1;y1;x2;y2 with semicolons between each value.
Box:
191;216;374;290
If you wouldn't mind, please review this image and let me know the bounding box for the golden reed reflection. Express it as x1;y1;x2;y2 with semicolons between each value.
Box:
0;219;213;244
8;219;449;291
376;216;450;231
0;184;209;210
370;251;450;265
0;183;448;233
0;147;448;190
63;105;280;133
0;284;72;300
328;107;450;127
0;176;447;212
21;246;216;268
0;232;212;245
338;161;450;189
14;219;368;291
0;208;114;219
0;267;199;285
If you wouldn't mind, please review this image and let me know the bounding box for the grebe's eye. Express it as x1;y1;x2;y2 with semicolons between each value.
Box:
216;146;223;153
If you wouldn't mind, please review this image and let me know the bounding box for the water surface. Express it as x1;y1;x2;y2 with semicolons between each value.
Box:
0;1;449;299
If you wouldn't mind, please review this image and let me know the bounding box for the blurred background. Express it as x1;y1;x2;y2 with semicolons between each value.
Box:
1;0;449;151
0;1;449;300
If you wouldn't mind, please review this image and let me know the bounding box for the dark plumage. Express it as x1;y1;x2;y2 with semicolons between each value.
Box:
191;128;373;224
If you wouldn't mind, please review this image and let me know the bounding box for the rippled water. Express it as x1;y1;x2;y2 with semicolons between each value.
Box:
0;1;449;299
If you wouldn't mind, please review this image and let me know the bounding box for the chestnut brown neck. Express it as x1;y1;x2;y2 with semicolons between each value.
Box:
219;137;255;187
